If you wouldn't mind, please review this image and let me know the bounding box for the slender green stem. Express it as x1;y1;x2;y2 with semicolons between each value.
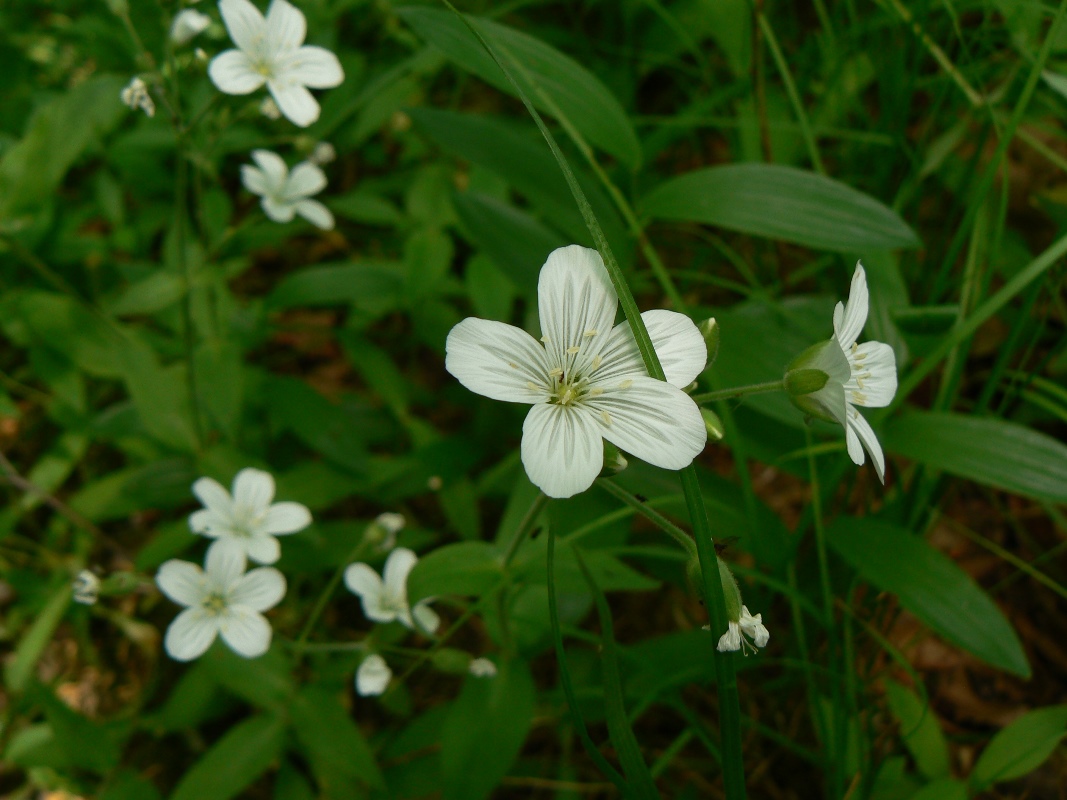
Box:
692;380;784;405
502;491;549;567
294;541;369;653
595;478;696;560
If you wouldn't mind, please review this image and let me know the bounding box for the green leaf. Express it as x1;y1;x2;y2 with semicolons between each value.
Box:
439;658;536;800
169;713;285;800
4;583;70;693
202;646;294;710
909;778;967;800
828;518;1029;677
100;769;165;800
266;261;403;312
398;8;641;168
883;680;950;780
642;164;921;252
884;412;1067;504
290;686;385;792
329;189;403;226
971;705;1067;789
407;541;503;605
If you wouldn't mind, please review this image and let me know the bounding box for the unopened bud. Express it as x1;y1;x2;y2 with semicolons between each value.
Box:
701;408;725;442
430;647;472;675
699;318;720;368
600;443;628;476
364;512;405;552
469;657;497;678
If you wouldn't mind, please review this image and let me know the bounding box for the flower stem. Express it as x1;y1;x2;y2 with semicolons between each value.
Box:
692;380;784;405
293;540;369;655
595;478;695;560
502;491;550;568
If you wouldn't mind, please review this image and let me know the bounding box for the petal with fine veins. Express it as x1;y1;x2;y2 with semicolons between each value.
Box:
233;467;275;512
521;403;603;498
285;46;345;88
265;0;306;53
219;0;266;54
446;317;552;404
268;80;320;127
537;245;617;372
588;377;706;470
231;567;287;612
218;608;272;658
166;608;219;661
846;341;897;408
208;50;266;94
595;309;707;388
846;409;886;483
833;263;869;349
156;560;206;606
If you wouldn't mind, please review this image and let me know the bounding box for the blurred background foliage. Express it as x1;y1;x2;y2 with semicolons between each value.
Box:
0;0;1066;798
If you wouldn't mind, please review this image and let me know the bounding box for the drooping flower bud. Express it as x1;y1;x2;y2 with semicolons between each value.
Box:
698;317;720;369
600;442;628;476
701;408;725;442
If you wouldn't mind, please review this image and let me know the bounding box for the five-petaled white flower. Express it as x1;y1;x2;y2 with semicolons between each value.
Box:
209;0;344;127
171;9;212;44
241;149;334;230
156;546;286;661
445;245;708;498
832;263;897;482
344;548;440;635
716;605;769;655
189;467;312;564
355;654;391;696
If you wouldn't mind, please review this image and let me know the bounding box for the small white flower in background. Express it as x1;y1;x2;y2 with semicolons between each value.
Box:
308;141;336;166
446;245;708;499
716;605;769;655
120;77;155;118
189;466;312;564
355;654;392;696
209;0;344;127
241;149;334;230
156;546;285;661
72;570;100;605
366;511;404;553
260;96;282;119
171;8;212;44
344;547;440;635
469;657;497;678
832;263;898;482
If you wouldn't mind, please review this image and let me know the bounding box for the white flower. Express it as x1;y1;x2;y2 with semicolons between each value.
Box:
716;605;769;655
355;654;391;696
308;141;336;166
72;570;100;605
344;548;440;635
365;512;404;552
120;77;155;117
156;546;285;661
189;467;312;565
171;9;212;44
469;657;497;678
832;263;898;483
241;149;334;230
445;245;708;499
208;0;344;127
260;96;281;119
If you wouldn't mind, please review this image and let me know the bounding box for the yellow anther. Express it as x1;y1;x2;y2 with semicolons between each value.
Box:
588;388;604;397
591;355;602;370
527;382;540;391
540;336;550;344
618;380;633;390
548;368;563;378
584;329;598;337
508;362;518;369
601;410;612;426
566;345;580;355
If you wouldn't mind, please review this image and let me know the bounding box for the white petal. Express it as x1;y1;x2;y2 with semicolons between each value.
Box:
240;165;269;197
265;0;306;52
268;80;320;127
218;608;272;658
595;309;708;388
219;0;266;53
537;245;618;375
356;655;391;696
233;467;276;512
587;377;706;470
844;414;866;467
205;541;248;587
445;317;553;404
250;150;289;191
845;341;897;408
171;9;212;45
846;408;887;483
243;534;281;564
156;560;206;607
282;45;344;88
412;601;440;636
165;608;219;661
189;509;229;537
344;562;383;600
833;263;869;349
262;197;297;223
192;476;233;516
382;548;418;596
520;403;603;499
208;50;266;95
717;622;741;652
294;199;334;230
230;567;287;612
261;501;312;535
286;162;327;197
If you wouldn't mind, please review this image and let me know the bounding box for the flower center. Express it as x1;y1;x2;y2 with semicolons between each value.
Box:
202;591;229;615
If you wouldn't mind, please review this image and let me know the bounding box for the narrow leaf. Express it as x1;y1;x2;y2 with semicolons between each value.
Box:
169;714;285;800
971;705;1067;789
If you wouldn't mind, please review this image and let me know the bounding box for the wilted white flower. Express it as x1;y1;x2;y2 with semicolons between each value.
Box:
344;547;440;635
469;657;497;678
72;570;100;605
156;546;285;661
716;605;769;655
355;654;391;696
308;141;336;166
171;8;211;44
241;149;334;230
445;245;707;498
120;77;155;117
189;467;312;565
208;0;344;127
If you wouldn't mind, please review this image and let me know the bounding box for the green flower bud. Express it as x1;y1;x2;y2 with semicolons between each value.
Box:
600;442;628;476
100;572;141;596
783;339;850;425
717;555;743;623
701;408;725;442
699;318;720;368
430;647;473;676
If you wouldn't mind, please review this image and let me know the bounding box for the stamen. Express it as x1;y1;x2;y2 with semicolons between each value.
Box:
548;368;563;378
566;345;580;355
508;362;518;369
584;329;598;337
591;355;602;370
526;382;540;391
618;380;632;390
587;388;604;397
601;410;612;426
540;336;550;344
851;391;866;403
